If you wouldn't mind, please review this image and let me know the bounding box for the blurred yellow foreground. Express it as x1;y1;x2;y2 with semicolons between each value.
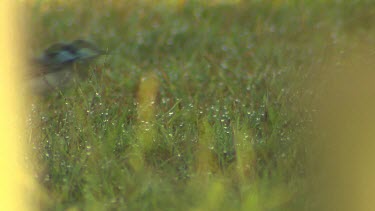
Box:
0;1;35;211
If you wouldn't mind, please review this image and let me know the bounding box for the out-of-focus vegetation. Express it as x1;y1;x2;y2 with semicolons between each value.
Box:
24;0;375;210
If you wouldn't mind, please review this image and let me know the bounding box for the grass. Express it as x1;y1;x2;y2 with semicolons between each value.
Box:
24;0;375;210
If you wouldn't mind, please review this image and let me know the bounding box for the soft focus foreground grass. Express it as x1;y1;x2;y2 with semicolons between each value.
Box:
24;0;375;210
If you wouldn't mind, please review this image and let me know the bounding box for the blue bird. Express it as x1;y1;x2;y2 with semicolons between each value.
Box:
28;39;104;94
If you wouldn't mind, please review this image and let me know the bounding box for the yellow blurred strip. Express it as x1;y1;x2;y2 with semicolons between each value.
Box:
232;126;255;184
0;1;32;211
194;118;219;176
128;71;159;171
311;43;375;211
